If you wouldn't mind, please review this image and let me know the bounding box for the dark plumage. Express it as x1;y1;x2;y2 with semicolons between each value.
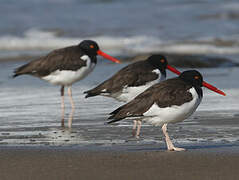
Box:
85;60;161;98
13;46;89;78
107;70;205;151
13;40;100;78
84;54;182;138
84;54;168;101
12;40;120;128
108;77;198;123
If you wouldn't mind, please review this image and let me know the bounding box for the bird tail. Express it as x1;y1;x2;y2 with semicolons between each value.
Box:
84;85;110;98
12;63;30;78
12;68;22;78
84;89;100;98
12;73;19;78
106;106;126;124
106;117;124;124
109;106;123;115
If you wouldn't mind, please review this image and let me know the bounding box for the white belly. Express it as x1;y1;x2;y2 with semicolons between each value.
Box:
42;55;95;86
113;70;165;102
143;87;202;126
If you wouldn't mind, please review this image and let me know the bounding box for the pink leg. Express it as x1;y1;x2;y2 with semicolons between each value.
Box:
132;120;137;137
162;124;185;151
132;120;142;138
67;86;75;128
60;86;65;127
135;121;142;139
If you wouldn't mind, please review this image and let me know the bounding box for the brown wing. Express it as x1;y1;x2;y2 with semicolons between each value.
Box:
13;45;87;77
108;78;193;123
84;61;158;97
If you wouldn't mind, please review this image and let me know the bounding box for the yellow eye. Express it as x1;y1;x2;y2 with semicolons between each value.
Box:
90;45;94;49
160;59;165;63
194;76;199;80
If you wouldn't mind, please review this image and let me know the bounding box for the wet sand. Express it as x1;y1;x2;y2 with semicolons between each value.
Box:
0;146;239;180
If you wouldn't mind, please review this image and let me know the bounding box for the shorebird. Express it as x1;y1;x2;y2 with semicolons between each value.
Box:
13;40;121;128
84;54;181;138
107;70;226;151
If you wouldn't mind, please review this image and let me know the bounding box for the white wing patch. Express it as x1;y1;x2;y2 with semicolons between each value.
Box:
143;87;202;126
112;69;166;102
42;55;96;86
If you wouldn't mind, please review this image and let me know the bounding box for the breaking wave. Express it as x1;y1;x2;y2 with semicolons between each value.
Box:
1;29;239;58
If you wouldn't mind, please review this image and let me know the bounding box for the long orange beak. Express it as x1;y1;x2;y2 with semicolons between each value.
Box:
97;50;121;63
167;65;181;75
202;81;226;96
166;65;226;96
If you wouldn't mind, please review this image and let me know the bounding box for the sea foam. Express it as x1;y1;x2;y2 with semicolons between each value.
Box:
1;28;239;58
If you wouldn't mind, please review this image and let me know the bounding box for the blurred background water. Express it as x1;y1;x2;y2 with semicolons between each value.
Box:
0;0;239;148
1;0;239;58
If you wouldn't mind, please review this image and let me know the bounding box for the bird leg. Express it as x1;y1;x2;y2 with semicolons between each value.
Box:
162;124;185;151
136;121;142;139
67;86;75;128
60;86;65;127
132;120;142;139
132;120;137;137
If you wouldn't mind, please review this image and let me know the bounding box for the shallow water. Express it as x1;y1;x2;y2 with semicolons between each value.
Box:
0;60;238;149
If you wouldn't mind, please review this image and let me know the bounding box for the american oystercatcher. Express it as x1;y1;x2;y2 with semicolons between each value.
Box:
107;70;226;151
84;54;181;137
13;40;121;128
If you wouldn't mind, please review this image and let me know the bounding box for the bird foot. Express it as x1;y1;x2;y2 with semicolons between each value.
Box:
168;147;186;152
132;130;140;139
134;135;140;139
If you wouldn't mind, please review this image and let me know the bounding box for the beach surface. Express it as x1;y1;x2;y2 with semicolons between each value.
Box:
1;146;239;180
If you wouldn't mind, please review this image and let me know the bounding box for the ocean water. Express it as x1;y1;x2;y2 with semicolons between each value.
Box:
0;0;239;149
1;0;239;58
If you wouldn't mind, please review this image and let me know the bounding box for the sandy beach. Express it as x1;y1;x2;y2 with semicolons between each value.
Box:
0;146;239;180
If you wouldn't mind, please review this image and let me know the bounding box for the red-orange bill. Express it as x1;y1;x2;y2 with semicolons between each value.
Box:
202;81;226;96
97;50;121;63
167;65;181;75
166;65;226;96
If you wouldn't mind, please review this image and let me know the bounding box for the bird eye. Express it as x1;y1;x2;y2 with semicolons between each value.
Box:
194;76;199;80
160;59;165;63
90;45;94;49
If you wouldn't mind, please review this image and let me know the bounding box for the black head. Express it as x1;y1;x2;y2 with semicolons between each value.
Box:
147;54;168;76
147;54;168;70
179;70;203;87
78;40;100;56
